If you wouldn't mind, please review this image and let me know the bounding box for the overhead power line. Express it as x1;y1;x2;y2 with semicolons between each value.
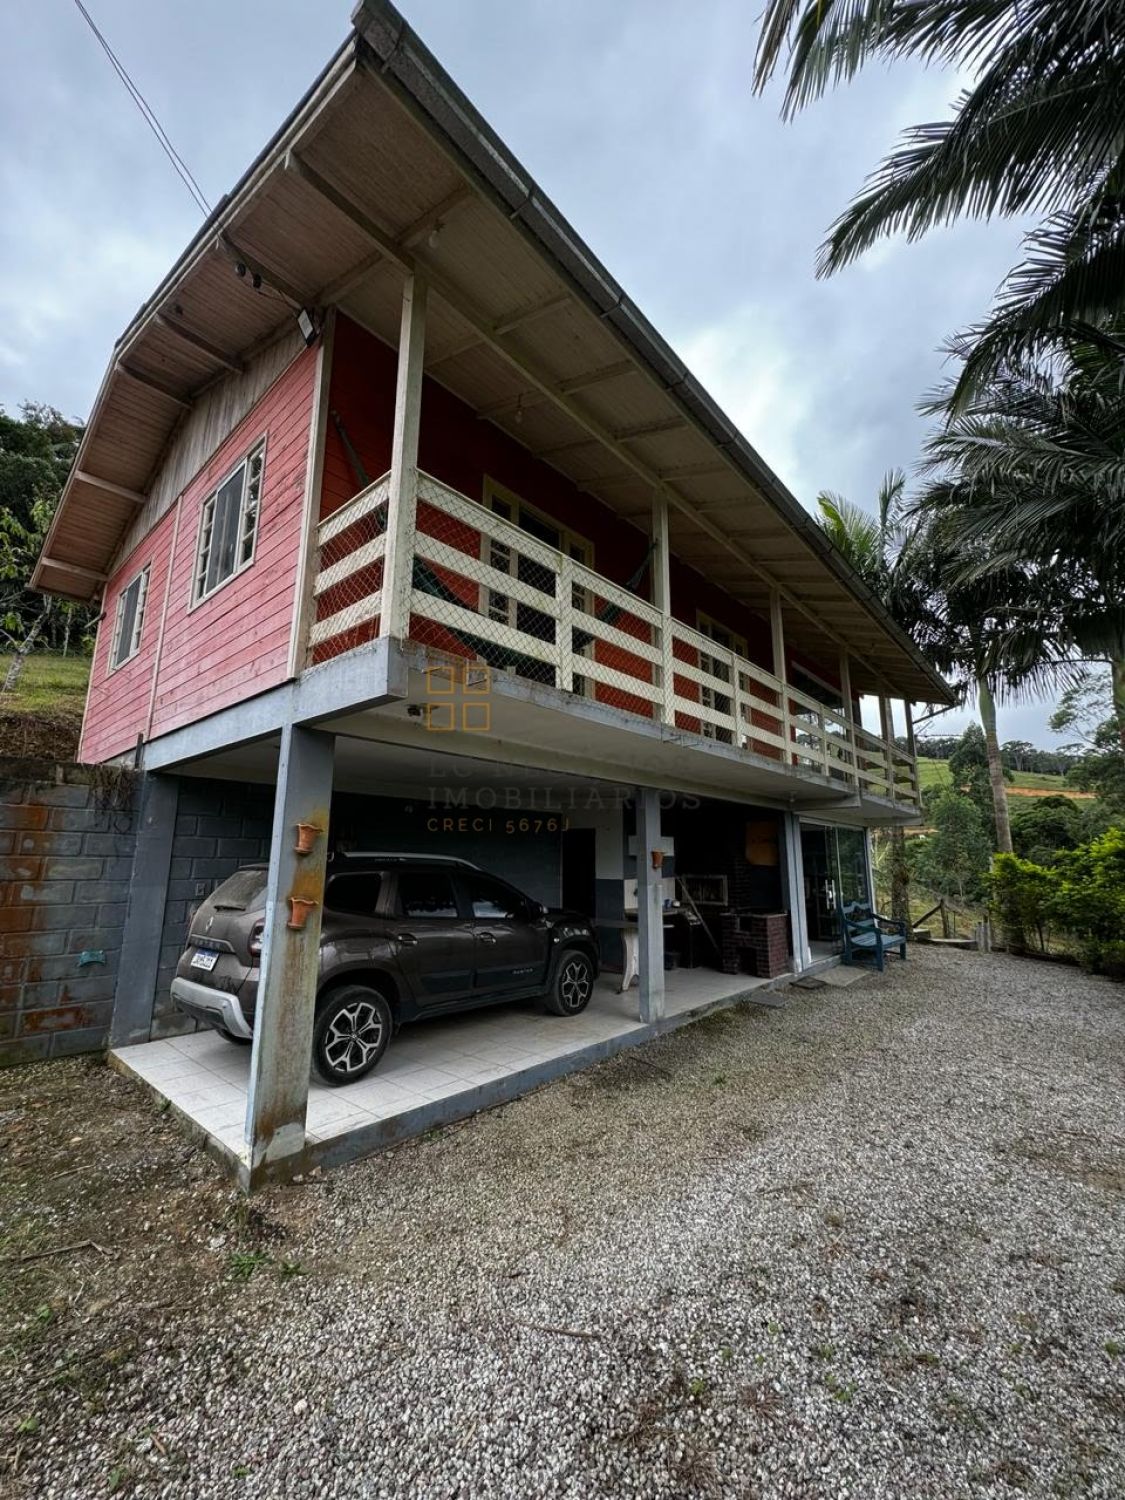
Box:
71;0;212;218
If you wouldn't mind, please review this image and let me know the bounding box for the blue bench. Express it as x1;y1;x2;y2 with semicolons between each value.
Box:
839;902;907;972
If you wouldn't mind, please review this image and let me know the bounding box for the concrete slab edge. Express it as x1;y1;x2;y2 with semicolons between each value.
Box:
109;968;806;1190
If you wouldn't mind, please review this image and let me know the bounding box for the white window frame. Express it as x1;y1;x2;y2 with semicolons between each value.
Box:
108;565;151;673
479;477;596;695
189;437;267;608
695;611;746;738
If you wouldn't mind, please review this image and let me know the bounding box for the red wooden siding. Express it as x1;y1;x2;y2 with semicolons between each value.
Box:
80;346;318;760
78;507;177;764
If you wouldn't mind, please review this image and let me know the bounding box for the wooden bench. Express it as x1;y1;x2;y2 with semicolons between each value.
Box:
839;902;907;972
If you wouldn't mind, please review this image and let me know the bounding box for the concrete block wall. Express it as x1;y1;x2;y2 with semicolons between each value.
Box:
151;779;274;1038
0;762;139;1066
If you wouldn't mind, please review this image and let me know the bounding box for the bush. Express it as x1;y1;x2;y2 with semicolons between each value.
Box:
1009;795;1084;864
990;854;1057;954
991;828;1125;976
1048;827;1125;973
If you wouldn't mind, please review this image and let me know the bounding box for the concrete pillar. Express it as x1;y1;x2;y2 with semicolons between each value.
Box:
112;773;179;1047
245;725;335;1183
635;787;665;1023
380;272;428;639
782;812;811;972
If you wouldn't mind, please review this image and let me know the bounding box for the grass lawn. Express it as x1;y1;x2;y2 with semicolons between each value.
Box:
0;652;91;758
916;756;1085;797
0;652;91;714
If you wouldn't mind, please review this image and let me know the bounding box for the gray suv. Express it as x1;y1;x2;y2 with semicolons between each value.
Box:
171;855;599;1085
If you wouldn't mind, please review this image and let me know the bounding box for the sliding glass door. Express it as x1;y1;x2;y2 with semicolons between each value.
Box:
799;823;871;953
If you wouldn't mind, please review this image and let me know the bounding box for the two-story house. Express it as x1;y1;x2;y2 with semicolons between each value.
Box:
34;0;951;1185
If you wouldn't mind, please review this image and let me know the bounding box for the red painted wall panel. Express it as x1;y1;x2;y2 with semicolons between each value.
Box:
78;507;177;764
80;347;317;760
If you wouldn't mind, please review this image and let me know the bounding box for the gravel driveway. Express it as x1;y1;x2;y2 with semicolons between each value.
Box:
2;945;1124;1499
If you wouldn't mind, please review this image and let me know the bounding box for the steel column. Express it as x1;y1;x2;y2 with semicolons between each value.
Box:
245;724;335;1182
635;787;665;1022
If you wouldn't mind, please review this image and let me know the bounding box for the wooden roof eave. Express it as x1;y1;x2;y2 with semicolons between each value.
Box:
34;4;951;708
30;39;362;600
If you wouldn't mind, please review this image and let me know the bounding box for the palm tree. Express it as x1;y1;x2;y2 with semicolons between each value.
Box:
922;334;1125;751
753;1;1125;406
816;475;1055;856
815;469;917;919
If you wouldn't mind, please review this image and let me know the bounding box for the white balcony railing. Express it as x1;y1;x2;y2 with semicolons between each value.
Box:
310;470;920;807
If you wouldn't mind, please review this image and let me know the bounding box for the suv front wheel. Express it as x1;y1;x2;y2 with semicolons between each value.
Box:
313;985;393;1086
545;950;594;1017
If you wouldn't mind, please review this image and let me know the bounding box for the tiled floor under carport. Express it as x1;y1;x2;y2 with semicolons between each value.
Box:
110;967;780;1174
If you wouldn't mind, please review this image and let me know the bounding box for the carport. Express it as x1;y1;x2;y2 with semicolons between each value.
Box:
108;726;805;1188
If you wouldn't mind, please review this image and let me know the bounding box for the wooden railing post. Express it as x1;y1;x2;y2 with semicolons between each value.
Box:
904;699;920;804
651;491;675;725
839;650;857;784
380;272;427;640
879;696;896;800
770;589;791;764
557;554;574;693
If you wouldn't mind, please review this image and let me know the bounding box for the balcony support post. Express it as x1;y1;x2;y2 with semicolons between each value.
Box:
770;589;791;764
557;555;575;693
879;696;896;800
904;699;919;804
838;649;856;783
635;787;666;1023
380;272;428;640
651;491;675;725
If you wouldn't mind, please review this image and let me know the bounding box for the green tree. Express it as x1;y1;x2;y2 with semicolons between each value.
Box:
815;469;914;922
912;788;993;900
924;335;1125;753
1008;795;1084;864
1053;673;1125;818
0;403;88;686
947;722;1002;827
753;0;1125;406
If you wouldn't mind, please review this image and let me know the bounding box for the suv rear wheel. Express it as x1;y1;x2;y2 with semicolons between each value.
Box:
545;950;594;1016
313;985;393;1086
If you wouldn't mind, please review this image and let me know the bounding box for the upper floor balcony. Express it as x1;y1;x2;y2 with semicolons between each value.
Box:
308;468;921;813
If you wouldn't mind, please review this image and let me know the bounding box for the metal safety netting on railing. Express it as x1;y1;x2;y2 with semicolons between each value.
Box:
407;471;667;715
309;475;390;665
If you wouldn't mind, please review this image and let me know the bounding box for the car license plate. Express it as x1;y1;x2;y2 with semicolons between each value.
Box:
190;949;219;972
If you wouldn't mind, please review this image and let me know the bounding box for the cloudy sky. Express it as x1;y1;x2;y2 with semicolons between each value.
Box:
0;0;1061;743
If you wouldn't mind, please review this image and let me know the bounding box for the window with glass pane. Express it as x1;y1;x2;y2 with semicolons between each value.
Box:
398;871;459;919
467;876;523;920
193;442;265;602
326;873;383;916
111;566;150;670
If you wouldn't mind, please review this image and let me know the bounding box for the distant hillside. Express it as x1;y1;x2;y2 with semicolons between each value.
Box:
0;654;90;760
917;757;1093;800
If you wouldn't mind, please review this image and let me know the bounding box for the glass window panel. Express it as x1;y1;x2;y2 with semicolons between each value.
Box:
467;876;522;920
399;872;459;919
